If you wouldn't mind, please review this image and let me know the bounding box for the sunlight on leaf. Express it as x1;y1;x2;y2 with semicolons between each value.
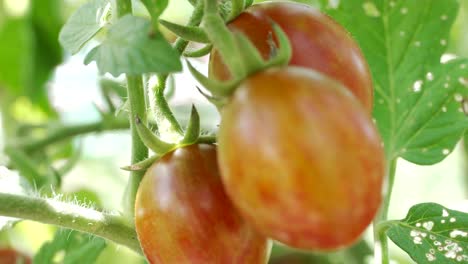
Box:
59;0;111;54
84;15;182;76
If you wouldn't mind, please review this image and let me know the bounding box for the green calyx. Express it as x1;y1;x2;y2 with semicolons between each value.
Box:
159;20;210;43
127;106;215;171
188;0;292;107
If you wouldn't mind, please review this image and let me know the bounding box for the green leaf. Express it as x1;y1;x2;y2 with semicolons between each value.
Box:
0;0;63;115
0;18;32;95
386;203;468;263
34;229;106;264
324;0;468;165
141;0;168;23
59;0;111;54
0;167;33;231
29;0;64;115
84;15;182;76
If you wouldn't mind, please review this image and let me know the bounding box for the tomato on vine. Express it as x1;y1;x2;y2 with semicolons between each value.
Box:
0;248;31;264
135;144;270;264
209;1;374;112
217;67;385;250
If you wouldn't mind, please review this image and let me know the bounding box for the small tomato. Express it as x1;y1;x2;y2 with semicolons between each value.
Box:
209;2;374;112
218;67;384;250
135;144;270;264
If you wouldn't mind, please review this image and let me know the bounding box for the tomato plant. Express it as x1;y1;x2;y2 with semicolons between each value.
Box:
0;0;467;264
135;144;270;264
217;67;385;250
209;1;374;112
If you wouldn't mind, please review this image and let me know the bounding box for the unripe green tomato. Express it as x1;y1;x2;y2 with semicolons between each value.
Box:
218;67;385;250
209;1;374;112
135;144;271;264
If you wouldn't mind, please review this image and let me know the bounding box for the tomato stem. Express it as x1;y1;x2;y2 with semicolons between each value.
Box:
152;1;204;136
373;158;398;264
0;192;142;255
122;75;149;222
7;118;129;152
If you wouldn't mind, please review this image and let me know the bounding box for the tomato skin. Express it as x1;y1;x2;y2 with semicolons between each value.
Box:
0;248;31;264
135;144;270;264
217;67;384;250
209;2;373;112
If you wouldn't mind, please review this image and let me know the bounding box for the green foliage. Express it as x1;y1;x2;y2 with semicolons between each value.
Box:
323;0;468;165
386;203;468;263
84;15;182;76
34;229;106;264
0;0;63;115
59;0;111;54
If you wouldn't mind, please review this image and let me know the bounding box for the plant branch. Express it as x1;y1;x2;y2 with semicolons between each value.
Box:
0;192;142;254
153;2;204;135
373;158;398;264
122;76;148;221
9;118;129;152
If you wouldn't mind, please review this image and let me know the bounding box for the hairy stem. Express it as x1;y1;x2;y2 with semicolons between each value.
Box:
122;76;148;221
10;118;129;152
0;192;142;254
373;158;398;264
153;2;204;134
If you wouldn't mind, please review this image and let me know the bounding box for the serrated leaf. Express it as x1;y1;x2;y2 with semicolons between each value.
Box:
386;203;468;263
84;15;182;76
0;167;33;230
324;0;468;165
34;229;106;264
59;0;111;54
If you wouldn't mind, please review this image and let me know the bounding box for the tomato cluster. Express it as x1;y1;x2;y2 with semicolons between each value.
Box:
135;2;384;263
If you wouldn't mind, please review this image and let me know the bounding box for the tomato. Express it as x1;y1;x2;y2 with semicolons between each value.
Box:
135;144;270;264
0;248;31;264
217;67;384;250
209;2;373;112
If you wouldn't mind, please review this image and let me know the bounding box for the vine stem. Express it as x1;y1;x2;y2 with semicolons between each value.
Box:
154;2;204;134
9;118;129;152
373;158;398;264
122;76;148;221
113;0;149;223
0;192;142;254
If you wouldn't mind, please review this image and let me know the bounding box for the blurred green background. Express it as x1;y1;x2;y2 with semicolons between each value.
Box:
0;0;466;263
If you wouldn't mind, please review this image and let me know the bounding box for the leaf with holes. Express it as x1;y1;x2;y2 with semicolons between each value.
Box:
84;15;182;76
34;229;106;264
0;167;33;230
386;203;468;263
323;0;468;165
59;0;111;54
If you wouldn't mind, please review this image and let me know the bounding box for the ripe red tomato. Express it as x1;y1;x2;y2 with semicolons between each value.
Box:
135;144;270;264
217;67;384;250
209;2;373;112
0;248;31;264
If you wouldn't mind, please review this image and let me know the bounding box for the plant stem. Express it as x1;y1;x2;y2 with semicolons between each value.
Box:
10;118;129;152
0;192;142;254
373;158;398;264
122;76;148;221
153;2;204;134
114;0;148;223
